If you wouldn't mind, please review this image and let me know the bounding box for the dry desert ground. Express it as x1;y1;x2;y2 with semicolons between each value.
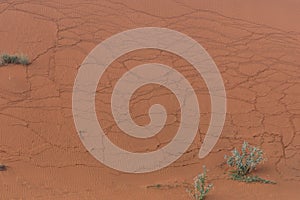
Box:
0;0;300;199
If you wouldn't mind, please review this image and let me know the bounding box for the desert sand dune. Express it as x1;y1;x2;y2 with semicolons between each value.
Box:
0;1;299;199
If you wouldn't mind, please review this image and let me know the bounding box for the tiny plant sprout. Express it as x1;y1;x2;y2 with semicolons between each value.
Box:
0;164;6;171
188;166;213;200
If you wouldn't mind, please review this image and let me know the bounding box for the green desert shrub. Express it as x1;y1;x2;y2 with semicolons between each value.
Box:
188;166;213;200
225;141;275;184
0;53;30;66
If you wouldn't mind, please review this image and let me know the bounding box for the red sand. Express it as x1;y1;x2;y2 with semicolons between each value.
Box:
0;1;299;199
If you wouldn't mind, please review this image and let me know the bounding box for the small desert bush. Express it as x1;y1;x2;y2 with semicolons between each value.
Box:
188;166;213;200
0;53;30;66
225;141;275;184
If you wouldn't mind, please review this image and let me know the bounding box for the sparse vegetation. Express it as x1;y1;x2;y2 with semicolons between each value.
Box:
188;166;213;200
225;141;276;184
146;183;182;190
0;53;30;66
147;184;162;189
0;164;6;171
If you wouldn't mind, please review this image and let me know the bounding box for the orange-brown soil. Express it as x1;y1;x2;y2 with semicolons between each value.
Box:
0;1;299;199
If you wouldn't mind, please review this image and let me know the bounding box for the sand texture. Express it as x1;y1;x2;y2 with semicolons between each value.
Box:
0;0;299;199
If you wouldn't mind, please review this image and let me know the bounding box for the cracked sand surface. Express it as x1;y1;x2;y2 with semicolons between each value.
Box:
0;0;299;199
